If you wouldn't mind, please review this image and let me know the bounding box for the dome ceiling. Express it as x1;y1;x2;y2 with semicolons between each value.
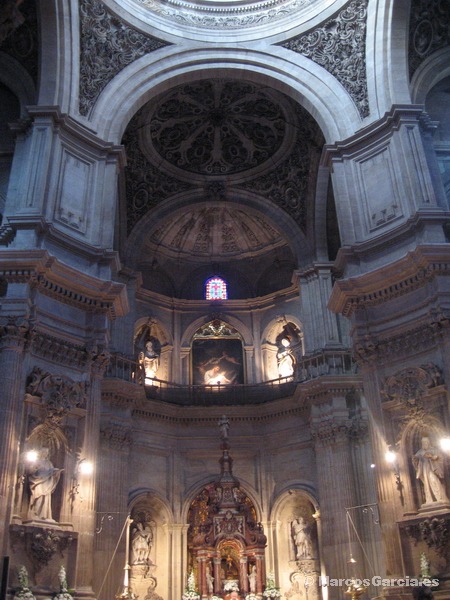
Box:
139;80;295;180
146;204;287;260
122;78;325;298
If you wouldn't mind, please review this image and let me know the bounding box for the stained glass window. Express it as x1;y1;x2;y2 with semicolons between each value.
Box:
205;277;227;300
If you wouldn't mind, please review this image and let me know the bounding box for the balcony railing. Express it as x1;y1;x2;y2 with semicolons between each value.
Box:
105;350;357;406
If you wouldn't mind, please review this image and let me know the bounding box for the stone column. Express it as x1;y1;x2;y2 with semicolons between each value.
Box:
239;557;248;594
295;265;344;353
74;352;109;596
95;421;132;600
213;557;221;594
171;524;188;600
311;397;362;600
0;317;28;556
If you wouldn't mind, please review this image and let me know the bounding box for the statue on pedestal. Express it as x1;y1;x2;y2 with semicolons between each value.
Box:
291;517;313;559
412;437;449;505
27;448;63;521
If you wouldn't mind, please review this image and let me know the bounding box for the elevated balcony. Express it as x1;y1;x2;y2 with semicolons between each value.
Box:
105;349;357;406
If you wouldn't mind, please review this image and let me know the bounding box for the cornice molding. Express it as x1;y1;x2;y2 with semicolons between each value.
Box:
0;249;128;319
328;245;450;317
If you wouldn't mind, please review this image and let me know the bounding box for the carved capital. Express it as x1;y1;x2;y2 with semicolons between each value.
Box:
100;423;132;450
310;417;351;446
0;316;31;350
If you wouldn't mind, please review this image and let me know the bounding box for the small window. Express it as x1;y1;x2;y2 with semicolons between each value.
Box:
205;277;227;300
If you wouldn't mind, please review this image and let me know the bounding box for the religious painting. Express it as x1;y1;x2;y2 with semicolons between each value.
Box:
192;338;244;385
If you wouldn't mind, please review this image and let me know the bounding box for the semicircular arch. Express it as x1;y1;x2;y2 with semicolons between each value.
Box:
88;47;361;144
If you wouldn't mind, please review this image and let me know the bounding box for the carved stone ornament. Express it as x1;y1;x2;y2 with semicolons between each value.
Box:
78;0;170;116
100;422;132;450
381;363;443;409
10;526;74;571
25;367;88;451
419;517;450;559
408;0;450;79
281;0;369;117
132;0;316;30
145;80;289;177
310;417;351;446
123;109;194;234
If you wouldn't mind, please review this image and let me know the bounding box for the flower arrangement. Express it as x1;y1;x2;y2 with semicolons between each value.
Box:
211;596;223;600
224;581;239;593
14;566;36;600
263;572;281;599
182;572;200;600
246;594;259;600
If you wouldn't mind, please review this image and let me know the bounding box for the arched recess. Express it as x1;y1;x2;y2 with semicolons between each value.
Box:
0;53;35;117
261;317;303;382
184;477;267;596
269;489;321;600
128;491;173;600
90;48;360;145
134;318;172;382
123;192;314;277
401;417;450;512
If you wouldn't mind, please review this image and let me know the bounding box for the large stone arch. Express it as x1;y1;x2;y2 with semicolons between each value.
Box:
89;48;361;144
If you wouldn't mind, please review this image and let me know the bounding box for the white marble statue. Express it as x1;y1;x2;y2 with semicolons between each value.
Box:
131;520;154;564
139;340;160;380
412;437;449;504
291;517;313;559
28;448;63;521
248;565;257;593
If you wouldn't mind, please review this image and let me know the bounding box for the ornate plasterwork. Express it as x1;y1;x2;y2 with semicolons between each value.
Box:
123;110;194;234
408;0;450;79
131;0;316;30
281;0;369;117
145;81;289;176
78;0;170;116
0;0;38;84
240;103;322;231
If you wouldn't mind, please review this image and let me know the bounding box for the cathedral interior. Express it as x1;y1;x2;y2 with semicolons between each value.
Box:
0;1;449;600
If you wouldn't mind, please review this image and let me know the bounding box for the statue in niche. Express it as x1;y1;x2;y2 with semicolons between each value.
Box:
277;346;295;378
248;565;257;593
291;517;313;559
206;564;214;595
131;520;154;564
412;437;449;505
138;338;161;381
27;448;63;521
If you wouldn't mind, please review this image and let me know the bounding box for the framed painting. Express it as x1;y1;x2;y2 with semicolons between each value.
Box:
192;338;244;385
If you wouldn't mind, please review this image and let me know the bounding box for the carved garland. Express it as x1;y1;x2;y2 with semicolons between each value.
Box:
281;0;369;117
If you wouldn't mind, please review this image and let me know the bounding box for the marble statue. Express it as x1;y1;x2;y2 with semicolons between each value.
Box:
28;448;63;521
206;564;214;594
248;565;257;593
412;437;449;504
131;521;153;564
291;517;313;559
138;340;160;380
277;344;294;378
218;415;229;440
